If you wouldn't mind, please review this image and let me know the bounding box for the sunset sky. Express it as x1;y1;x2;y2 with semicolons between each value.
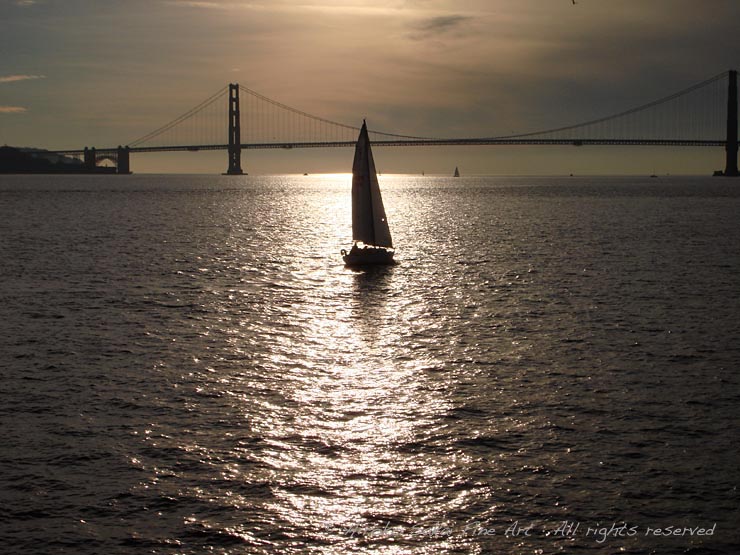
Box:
2;0;740;174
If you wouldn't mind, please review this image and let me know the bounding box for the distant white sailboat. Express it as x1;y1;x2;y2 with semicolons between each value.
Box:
454;166;460;177
341;121;395;266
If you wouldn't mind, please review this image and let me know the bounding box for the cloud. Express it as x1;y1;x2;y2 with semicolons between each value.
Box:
406;14;473;41
414;14;471;33
164;0;420;17
0;74;46;84
0;106;28;113
166;1;225;8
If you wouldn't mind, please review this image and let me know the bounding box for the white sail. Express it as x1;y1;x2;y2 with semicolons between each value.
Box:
351;122;393;248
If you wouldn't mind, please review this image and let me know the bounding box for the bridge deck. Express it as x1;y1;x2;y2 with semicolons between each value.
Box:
51;138;726;156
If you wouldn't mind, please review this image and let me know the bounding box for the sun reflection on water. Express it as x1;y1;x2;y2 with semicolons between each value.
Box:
160;176;487;552
253;260;461;550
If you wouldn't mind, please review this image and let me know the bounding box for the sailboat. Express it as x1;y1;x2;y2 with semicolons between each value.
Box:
453;166;460;177
341;121;395;266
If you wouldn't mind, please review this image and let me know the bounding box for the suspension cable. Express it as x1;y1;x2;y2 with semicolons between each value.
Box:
128;85;229;147
238;85;436;140
490;71;728;140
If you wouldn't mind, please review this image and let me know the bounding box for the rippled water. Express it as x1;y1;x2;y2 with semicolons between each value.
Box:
1;174;739;554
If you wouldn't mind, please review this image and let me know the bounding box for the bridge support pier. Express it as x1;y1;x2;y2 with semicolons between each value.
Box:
225;83;244;175
117;146;131;174
725;69;738;177
83;147;96;171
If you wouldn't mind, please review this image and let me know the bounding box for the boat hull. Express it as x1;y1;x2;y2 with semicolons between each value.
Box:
341;247;395;266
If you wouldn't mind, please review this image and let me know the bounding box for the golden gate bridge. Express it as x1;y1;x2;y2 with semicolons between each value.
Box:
50;70;739;176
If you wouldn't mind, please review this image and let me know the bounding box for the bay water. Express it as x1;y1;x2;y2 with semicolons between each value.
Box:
1;174;739;554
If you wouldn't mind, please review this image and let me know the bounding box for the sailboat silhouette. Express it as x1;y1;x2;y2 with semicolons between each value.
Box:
340;121;395;266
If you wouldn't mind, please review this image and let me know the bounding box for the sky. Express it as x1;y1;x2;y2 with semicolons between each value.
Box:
2;0;740;175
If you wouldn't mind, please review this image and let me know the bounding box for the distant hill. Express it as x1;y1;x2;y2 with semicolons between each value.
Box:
0;146;91;173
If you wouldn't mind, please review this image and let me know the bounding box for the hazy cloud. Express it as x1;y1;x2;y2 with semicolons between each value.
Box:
0;106;28;113
414;15;471;33
406;14;473;41
0;74;46;84
166;1;225;8
165;0;416;17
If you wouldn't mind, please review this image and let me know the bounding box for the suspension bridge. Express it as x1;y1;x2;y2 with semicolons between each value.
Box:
50;70;739;176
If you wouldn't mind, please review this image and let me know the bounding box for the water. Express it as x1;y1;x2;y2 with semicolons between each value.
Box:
1;174;739;554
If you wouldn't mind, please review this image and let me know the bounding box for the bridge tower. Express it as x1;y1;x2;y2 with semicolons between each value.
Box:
225;83;244;175
117;146;131;174
83;147;96;171
725;70;738;177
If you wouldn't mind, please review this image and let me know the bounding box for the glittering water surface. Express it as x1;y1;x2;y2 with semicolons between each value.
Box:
1;174;739;554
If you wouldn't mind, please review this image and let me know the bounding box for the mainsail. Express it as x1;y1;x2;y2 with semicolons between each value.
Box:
351;122;393;248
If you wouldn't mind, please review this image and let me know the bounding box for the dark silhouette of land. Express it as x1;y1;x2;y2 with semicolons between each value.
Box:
0;146;115;174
